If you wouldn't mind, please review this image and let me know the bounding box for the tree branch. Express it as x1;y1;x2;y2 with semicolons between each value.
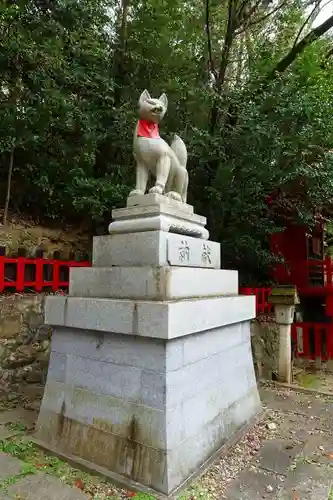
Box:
326;46;333;59
205;0;217;80
292;0;330;48
266;14;333;79
236;0;288;35
209;0;236;134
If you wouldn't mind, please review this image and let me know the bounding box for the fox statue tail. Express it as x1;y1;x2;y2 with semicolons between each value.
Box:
166;134;188;203
171;134;187;168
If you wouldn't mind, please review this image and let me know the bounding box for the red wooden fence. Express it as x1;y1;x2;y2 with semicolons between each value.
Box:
240;287;273;315
0;256;90;293
291;322;333;362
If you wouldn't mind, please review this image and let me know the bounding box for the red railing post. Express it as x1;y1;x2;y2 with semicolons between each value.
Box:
0;256;4;293
35;258;44;292
327;324;333;361
16;257;25;292
314;324;322;362
302;323;310;360
239;287;273;316
326;257;332;286
52;260;60;292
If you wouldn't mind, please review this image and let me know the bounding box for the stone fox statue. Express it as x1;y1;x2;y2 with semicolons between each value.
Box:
129;90;188;203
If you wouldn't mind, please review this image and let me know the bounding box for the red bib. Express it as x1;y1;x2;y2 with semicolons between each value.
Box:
137;119;160;138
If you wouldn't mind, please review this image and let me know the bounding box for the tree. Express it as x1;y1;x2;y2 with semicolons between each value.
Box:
2;0;333;282
0;0;125;224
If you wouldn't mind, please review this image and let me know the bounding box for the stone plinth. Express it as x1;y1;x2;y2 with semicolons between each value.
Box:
35;195;260;497
93;231;220;268
108;193;209;239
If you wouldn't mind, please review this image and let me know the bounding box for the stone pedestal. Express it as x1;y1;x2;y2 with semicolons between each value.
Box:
268;286;299;384
35;195;260;497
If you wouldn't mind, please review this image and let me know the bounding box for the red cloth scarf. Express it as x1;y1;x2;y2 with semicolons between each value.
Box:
137;119;160;138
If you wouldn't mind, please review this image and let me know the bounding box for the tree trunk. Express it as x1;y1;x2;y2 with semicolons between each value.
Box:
113;0;130;106
3;147;14;227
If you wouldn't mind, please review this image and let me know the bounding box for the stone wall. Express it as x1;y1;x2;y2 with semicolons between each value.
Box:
0;294;51;409
251;316;279;381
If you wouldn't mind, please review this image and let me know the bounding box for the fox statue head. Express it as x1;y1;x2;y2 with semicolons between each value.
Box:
138;90;168;124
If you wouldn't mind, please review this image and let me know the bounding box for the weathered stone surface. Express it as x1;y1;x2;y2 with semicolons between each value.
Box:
224;468;284;499
0;314;22;339
126;193;194;213
36;316;260;495
251;318;278;380
69;266;238;300
93;231;221;269
112;203;206;226
256;439;303;475
0;295;49;405
40;380;168;449
45;295;255;340
277;462;332;500
3;344;38;369
0;451;23;479
260;387;333;419
167;388;260;492
109;203;209;239
51;328;167;372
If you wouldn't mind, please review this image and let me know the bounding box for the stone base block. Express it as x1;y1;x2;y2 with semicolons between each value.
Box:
44;294;255;339
109;197;209;239
126;193;194;214
69;266;238;300
93;231;220;268
35;319;261;495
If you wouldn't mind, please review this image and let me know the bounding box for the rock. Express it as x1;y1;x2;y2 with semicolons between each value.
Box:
35;325;52;342
266;485;274;493
36;351;50;368
251;319;279;381
3;344;38;368
0;295;50;411
25;364;44;383
0;314;22;339
24;399;41;412
41;340;50;351
266;422;277;430
0;344;7;360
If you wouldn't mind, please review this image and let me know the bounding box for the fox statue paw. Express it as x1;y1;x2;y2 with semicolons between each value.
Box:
166;191;182;202
128;189;145;197
149;185;164;195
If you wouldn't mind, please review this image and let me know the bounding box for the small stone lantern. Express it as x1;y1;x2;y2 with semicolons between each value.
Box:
268;285;300;384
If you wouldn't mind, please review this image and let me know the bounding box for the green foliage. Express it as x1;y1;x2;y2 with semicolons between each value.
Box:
0;0;116;220
1;0;333;281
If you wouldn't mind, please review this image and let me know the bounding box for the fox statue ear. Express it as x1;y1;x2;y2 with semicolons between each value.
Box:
139;90;151;104
159;93;168;110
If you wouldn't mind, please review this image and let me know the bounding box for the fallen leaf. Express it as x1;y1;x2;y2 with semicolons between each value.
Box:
126;492;137;498
75;479;85;490
36;464;46;469
326;453;333;459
